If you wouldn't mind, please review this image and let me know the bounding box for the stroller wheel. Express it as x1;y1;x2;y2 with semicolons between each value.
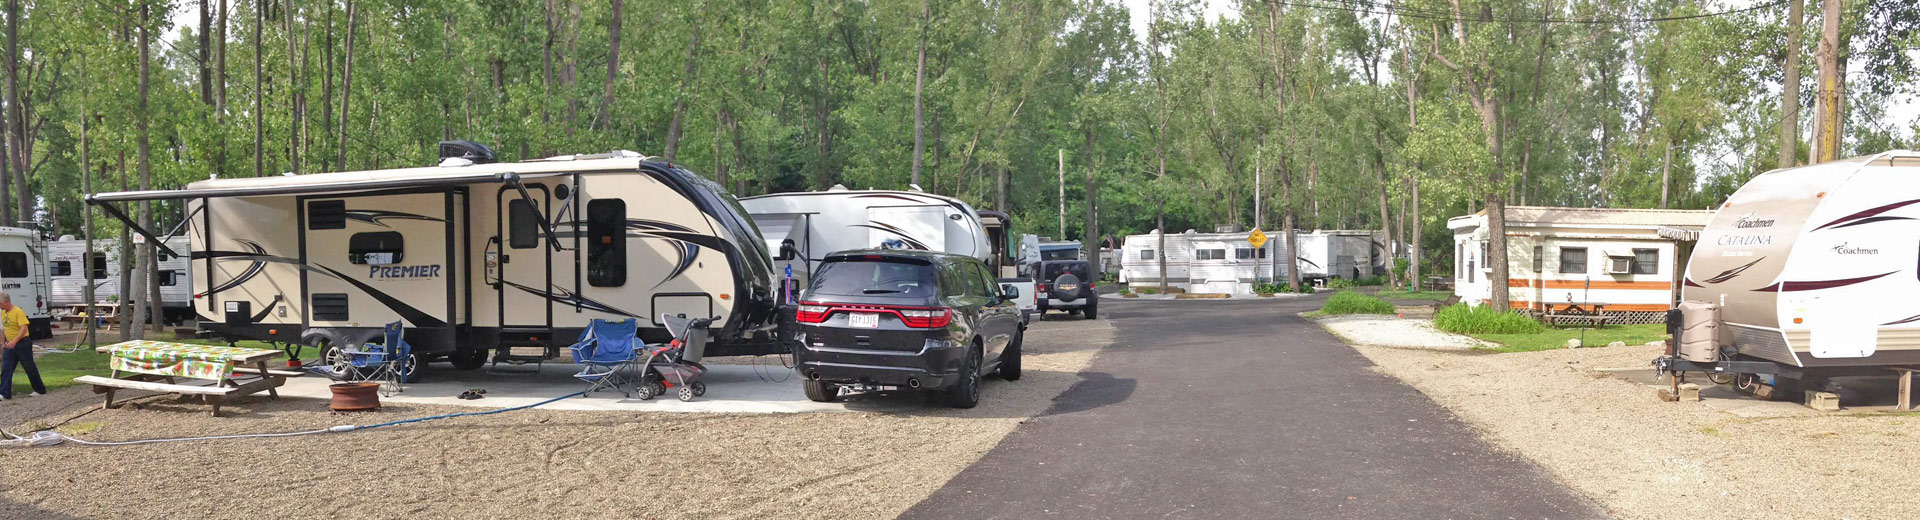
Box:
634;383;656;400
653;382;668;397
691;382;707;397
678;387;696;402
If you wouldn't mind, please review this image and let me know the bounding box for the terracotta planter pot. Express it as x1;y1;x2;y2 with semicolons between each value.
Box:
329;382;382;411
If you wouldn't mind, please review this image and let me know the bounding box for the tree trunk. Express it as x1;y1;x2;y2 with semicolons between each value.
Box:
1;0;19;225
598;0;621;131
200;0;214;104
663;22;703;161
1372;151;1396;289
81;115;96;347
1811;0;1842;163
1409;175;1421;291
337;0;356;171
253;0;264;177
321;1;332;171
118;150;132;341
286;0;301;174
216;0;228;177
1778;0;1801;168
139;3;161;334
910;0;929;187
1660;142;1674;208
1156;201;1167;292
1083;128;1098;278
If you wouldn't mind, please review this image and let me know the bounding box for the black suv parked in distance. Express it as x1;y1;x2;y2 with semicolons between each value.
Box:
793;249;1024;408
1035;259;1097;319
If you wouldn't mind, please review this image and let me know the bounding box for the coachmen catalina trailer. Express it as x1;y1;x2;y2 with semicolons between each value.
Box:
1657;151;1920;399
47;236;194;322
86;143;780;376
0;226;52;338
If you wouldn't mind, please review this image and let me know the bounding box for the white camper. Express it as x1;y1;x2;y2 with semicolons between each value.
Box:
1660;151;1920;395
87;144;780;375
1119;229;1285;293
1448;206;1711;323
1119;230;1191;288
0;226;51;338
47;236;194;322
740;187;993;291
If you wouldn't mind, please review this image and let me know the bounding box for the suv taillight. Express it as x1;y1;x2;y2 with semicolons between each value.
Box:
795;303;830;323
899;308;953;328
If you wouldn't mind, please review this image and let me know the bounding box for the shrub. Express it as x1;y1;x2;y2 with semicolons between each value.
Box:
1392;258;1410;281
1136;286;1159;295
1117;287;1132;295
1353;276;1384;286
1328;278;1356;289
1253;281;1286;294
1319;291;1395;315
1433;304;1545;335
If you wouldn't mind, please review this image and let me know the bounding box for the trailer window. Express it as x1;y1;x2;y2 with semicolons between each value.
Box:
1559;247;1588;274
508;199;540;249
586;199;627;287
1532;246;1543;272
159;270;179;286
1197;249;1226;260
1139;249;1154;260
50;261;71;277
1631;248;1659;275
0;252;23;278
348;232;404;265
89;254;109;279
1257;247;1268;258
1455;243;1462;278
1236;248;1254;260
307;200;346;229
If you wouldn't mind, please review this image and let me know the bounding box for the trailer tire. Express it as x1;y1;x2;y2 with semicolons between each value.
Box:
449;348;488;371
803;380;839;403
399;353;424;384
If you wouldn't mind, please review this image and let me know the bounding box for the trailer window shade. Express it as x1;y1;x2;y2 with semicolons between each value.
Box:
307;200;346;229
1631;249;1659;275
1236;248;1254;260
1257;248;1267;259
586;199;627;287
0;252;24;278
348;232;404;265
508;199;539;249
50;261;71;277
1532;246;1544;272
1197;249;1226;260
159;270;179;286
1559;247;1588;274
1139;249;1153;260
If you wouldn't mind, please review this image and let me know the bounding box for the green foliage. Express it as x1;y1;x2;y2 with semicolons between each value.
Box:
1434;304;1546;335
1327;278;1355;289
1376;290;1452;301
1319;291;1395;315
1134;286;1158;295
1253;281;1286;294
1473;324;1669;354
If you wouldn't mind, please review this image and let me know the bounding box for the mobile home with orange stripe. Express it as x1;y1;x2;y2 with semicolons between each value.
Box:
1448;206;1713;324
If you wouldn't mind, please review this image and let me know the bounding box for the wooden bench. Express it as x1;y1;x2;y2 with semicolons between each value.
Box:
1543;303;1610;328
75;375;242;416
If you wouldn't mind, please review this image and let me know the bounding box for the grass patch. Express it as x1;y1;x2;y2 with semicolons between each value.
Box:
1471;323;1669;353
1434;304;1544;335
1318;291;1395;315
14;336;309;394
1375;290;1453;301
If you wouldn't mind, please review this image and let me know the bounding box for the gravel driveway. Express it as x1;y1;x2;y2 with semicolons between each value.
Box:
1;318;1114;520
1313;314;1490;349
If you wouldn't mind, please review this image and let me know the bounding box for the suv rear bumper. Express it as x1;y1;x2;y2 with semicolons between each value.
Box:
1045;296;1092;308
794;336;967;390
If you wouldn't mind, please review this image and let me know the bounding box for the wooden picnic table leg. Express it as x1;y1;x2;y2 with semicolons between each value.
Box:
259;361;280;400
102;369;119;410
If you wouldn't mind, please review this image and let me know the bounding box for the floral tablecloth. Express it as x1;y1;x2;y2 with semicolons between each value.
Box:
103;340;277;380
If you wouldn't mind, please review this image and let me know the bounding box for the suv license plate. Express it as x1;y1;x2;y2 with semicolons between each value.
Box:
848;312;880;328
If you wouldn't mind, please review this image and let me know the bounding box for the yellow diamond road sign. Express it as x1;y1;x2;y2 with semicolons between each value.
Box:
1248;228;1268;249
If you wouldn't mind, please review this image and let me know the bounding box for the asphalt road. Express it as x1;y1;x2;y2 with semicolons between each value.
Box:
901;296;1604;519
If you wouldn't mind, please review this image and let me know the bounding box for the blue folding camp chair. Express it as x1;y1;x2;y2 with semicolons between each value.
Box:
569;318;640;397
308;321;416;397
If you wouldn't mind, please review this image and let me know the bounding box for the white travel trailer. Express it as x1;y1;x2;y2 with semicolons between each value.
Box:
1184;232;1282;294
1119;230;1191;288
740;187;993;291
47;236;194;322
1293;230;1389;282
1658;151;1920;397
87;143;780;375
0;226;51;338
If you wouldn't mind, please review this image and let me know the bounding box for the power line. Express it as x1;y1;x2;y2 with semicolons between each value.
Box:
1273;0;1787;25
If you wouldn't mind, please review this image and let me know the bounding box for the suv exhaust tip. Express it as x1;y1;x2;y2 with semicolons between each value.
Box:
907;378;921;388
809;372;821;381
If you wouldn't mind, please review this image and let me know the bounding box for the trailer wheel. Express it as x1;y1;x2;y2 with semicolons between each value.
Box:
449;348;488;370
399;353;424;384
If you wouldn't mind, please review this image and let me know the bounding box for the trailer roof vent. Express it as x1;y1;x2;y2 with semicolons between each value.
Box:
437;140;497;166
828;184;849;191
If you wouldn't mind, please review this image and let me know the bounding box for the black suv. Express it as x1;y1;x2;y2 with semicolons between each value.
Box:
1034;260;1097;319
793;250;1024;408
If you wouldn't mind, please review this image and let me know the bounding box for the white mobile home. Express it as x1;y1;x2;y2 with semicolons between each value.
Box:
47;236;193;322
88;144;780;375
1449;206;1712;324
740;186;992;291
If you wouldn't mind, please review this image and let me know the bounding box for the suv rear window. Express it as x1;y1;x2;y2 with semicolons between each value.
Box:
809;257;940;298
1043;262;1090;282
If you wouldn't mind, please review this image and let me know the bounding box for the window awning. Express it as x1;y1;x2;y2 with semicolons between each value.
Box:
1656;226;1702;242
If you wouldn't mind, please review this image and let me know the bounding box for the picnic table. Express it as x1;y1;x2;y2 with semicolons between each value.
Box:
76;340;303;417
1542;303;1609;328
57;304;120;330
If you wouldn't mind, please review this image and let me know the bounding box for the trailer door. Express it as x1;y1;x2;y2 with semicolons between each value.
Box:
866;206;947;252
495;187;553;331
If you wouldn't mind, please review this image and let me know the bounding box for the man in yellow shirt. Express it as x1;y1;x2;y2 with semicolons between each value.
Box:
0;292;43;400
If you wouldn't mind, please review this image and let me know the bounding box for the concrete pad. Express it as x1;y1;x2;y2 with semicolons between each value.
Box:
274;361;928;414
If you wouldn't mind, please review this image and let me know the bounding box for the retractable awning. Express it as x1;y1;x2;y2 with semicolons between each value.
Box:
1656;226;1702;242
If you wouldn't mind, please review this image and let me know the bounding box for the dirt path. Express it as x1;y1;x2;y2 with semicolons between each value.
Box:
1353;342;1920;519
1;318;1112;520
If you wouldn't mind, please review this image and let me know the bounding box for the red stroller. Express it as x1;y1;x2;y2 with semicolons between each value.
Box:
634;314;713;401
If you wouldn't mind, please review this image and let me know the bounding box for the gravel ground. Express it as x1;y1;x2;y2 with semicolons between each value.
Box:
1352;342;1920;519
1314;315;1490;349
1;318;1113;520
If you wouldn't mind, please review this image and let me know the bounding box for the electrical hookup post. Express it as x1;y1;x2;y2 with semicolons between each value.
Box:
784;264;797;305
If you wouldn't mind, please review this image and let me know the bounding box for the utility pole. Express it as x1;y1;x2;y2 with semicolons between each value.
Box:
1778;0;1802;169
1058;148;1065;239
1811;0;1843;163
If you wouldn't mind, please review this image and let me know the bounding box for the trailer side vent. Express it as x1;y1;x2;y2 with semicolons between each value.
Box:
312;293;350;321
308;200;346;230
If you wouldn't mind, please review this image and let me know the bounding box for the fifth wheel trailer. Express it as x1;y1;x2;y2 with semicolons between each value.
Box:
87;144;780;376
1657;150;1920;399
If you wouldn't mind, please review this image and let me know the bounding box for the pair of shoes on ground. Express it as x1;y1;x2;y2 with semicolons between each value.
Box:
0;392;40;400
456;388;486;400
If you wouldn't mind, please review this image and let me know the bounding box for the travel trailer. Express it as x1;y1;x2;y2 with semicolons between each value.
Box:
1658;151;1920;397
87;143;781;376
1294;230;1390;282
47;236;194;322
1119;229;1287;293
1119;230;1191;288
1449;206;1712;324
0;226;52;339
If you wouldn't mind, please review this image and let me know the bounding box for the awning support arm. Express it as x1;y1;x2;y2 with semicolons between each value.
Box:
88;199;181;258
504;173;564;252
